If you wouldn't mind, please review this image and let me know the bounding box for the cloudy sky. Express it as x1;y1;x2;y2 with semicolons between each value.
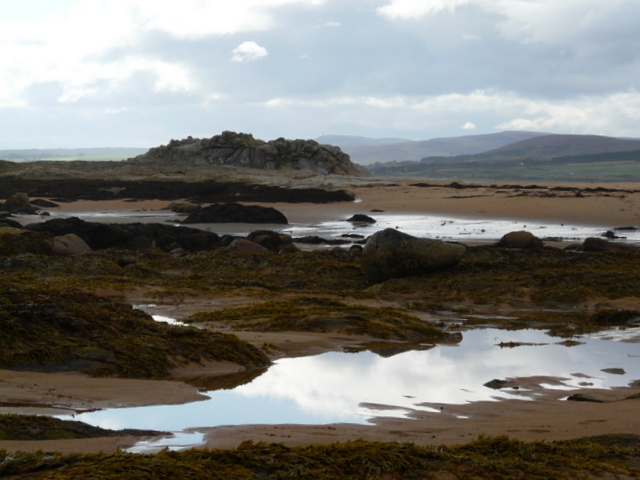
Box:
2;0;639;148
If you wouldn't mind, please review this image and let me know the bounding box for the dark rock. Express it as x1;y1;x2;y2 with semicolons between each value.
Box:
247;230;293;252
601;368;626;375
226;238;269;254
582;237;640;253
0;178;356;204
602;230;623;239
293;235;351;246
0;216;23;229
346;214;376;224
167;201;200;214
361;228;466;283
26;217;220;252
183;203;288;224
131;130;370;176
567;393;603;403
484;379;509;389
31;198;59;208
496;230;543;248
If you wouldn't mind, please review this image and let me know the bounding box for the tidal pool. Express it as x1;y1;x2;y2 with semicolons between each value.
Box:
65;327;640;451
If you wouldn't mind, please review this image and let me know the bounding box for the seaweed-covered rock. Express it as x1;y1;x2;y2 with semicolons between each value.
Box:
582;237;640;253
0;287;270;377
1;192;37;214
0;230;53;256
496;230;543;248
247;230;293;252
27;217;220;252
183;203;288;224
361;228;466;283
131;131;370;176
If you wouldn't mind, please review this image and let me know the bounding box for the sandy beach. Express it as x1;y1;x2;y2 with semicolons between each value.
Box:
2;179;640;454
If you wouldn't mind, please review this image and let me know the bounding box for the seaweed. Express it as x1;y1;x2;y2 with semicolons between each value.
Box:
0;283;270;378
186;297;459;343
0;436;637;479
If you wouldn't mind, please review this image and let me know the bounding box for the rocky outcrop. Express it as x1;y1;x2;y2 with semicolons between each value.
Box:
130;131;370;176
496;231;543;248
182;203;288;224
361;228;466;283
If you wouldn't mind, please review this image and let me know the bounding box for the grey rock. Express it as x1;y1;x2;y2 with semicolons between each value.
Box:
226;238;269;254
361;228;466;283
53;233;93;256
496;230;543;248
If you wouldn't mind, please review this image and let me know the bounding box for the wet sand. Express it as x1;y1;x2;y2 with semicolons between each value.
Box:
2;179;640;453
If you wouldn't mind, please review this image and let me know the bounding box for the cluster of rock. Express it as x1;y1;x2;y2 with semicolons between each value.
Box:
130;131;370;176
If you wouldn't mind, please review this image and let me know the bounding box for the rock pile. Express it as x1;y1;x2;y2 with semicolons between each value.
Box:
130;131;370;176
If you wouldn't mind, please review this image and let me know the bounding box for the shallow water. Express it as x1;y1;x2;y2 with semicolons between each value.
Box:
64;326;640;452
20;209;640;244
284;213;640;244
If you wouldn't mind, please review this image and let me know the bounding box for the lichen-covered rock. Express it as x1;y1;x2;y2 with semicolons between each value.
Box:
52;233;93;256
130;131;370;176
361;228;466;283
496;230;543;248
183;203;288;224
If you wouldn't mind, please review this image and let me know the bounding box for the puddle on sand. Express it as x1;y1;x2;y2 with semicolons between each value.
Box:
64;327;640;452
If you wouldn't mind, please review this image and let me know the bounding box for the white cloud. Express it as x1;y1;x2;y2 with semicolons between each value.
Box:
462;121;476;130
377;0;470;19
231;41;269;63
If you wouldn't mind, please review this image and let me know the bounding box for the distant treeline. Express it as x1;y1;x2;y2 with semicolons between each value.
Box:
0;147;148;161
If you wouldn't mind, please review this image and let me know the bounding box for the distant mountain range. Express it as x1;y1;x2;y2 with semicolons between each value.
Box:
317;131;549;165
364;132;640;182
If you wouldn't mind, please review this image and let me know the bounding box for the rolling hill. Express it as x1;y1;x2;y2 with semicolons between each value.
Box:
329;131;549;165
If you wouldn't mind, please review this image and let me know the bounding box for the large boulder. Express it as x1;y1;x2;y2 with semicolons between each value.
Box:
496;231;543;248
581;237;640;253
130;131;370;176
52;233;93;256
361;228;466;283
183;203;288;224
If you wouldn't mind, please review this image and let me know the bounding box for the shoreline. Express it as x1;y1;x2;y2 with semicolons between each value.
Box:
1;179;640;454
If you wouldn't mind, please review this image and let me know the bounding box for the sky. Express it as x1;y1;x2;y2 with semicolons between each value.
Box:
1;0;639;148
